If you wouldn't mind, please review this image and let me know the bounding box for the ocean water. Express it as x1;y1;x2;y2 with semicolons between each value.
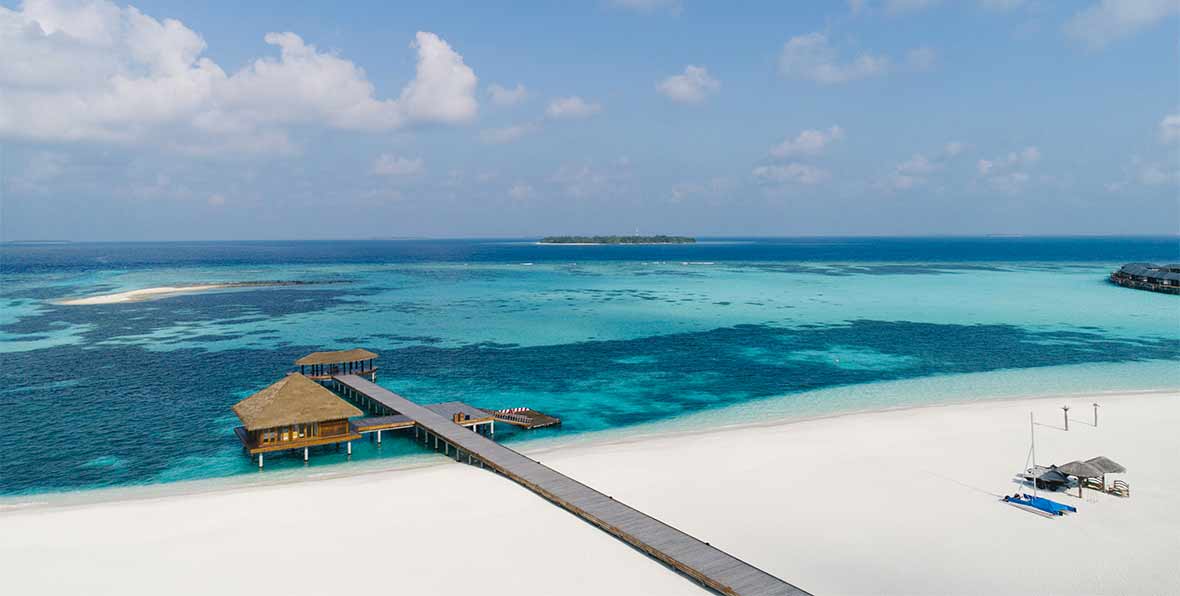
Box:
1;237;1177;497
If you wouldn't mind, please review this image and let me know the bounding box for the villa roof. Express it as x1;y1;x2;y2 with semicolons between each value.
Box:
295;348;379;366
232;373;362;430
1118;263;1180;282
1084;456;1127;474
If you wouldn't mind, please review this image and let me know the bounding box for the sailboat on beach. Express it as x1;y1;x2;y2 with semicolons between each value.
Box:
1003;413;1078;518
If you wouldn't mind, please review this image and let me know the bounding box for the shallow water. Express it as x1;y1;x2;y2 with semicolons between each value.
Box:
1;237;1177;496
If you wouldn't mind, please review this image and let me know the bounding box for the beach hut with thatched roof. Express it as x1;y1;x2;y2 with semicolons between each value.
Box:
295;348;379;381
1057;460;1105;497
232;373;363;467
1083;456;1128;493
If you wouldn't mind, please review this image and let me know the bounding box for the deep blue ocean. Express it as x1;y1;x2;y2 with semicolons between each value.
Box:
2;237;1178;497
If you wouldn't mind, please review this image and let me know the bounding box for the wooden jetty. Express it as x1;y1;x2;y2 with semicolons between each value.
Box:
333;374;809;596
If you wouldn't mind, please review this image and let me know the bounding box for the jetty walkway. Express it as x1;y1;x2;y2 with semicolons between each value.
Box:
333;374;809;596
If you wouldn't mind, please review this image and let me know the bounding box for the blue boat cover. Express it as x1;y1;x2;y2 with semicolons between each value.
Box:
1004;493;1077;515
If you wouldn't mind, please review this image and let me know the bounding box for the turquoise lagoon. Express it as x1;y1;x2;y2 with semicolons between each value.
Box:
1;238;1177;496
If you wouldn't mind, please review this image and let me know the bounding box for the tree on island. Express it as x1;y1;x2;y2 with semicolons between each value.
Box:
539;235;696;244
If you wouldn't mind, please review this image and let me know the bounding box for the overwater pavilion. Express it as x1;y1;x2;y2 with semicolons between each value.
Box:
296;348;378;381
232;372;363;467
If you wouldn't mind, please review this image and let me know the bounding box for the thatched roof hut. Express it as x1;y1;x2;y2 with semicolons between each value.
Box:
1057;460;1104;479
295;348;378;366
1085;456;1126;474
232;373;362;431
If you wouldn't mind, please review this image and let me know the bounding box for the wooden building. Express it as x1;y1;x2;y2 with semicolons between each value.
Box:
295;348;379;381
232;373;363;467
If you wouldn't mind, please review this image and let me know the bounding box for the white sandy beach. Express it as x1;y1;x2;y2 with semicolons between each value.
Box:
2;391;1177;596
58;285;233;305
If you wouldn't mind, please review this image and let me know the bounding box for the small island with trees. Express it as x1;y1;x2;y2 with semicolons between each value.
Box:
539;235;696;245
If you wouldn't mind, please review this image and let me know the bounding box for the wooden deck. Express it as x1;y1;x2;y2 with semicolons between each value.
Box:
492;407;562;429
332;374;808;596
233;426;361;455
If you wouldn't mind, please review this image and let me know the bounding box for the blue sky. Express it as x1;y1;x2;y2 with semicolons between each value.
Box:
1;0;1177;240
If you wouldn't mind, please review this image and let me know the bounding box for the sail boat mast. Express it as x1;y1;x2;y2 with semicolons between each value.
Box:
1030;412;1037;498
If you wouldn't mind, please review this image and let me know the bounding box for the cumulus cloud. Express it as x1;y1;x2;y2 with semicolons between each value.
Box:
883;141;966;190
551;159;632;197
488;83;528;106
1159;113;1180;144
778;32;889;84
1064;0;1180;49
752;163;831;185
770;126;845;158
546;96;602;119
479;123;538;144
977;146;1040;191
0;1;478;152
372;154;424;176
657;65;720;103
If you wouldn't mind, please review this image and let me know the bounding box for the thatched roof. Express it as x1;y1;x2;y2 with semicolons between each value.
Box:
295;348;378;366
1085;456;1127;474
1057;460;1104;479
232;373;362;430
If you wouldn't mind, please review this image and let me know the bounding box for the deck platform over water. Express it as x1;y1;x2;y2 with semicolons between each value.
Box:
492;407;561;429
333;374;808;596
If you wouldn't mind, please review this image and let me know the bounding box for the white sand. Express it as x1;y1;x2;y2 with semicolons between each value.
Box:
59;285;231;305
2;391;1177;595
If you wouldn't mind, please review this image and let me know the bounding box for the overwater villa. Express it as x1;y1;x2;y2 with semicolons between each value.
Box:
1110;263;1180;295
232;372;363;467
296;348;379;380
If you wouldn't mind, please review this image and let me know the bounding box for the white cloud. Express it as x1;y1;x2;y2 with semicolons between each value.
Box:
752;163;831;185
1064;0;1180;49
778;32;889;84
0;1;478;152
488;83;528;106
977;146;1040;191
480;123;538;144
897;154;937;175
609;0;682;14
508;183;534;200
657;65;720;103
372;154;424;176
848;0;867;16
770;126;845;158
670;177;733;202
551;160;631;197
546;96;602;119
882;142;966;190
1159;113;1180;144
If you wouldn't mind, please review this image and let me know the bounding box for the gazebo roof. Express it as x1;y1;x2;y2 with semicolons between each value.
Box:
1057;460;1104;479
232;373;362;430
1084;456;1127;474
295;348;379;366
